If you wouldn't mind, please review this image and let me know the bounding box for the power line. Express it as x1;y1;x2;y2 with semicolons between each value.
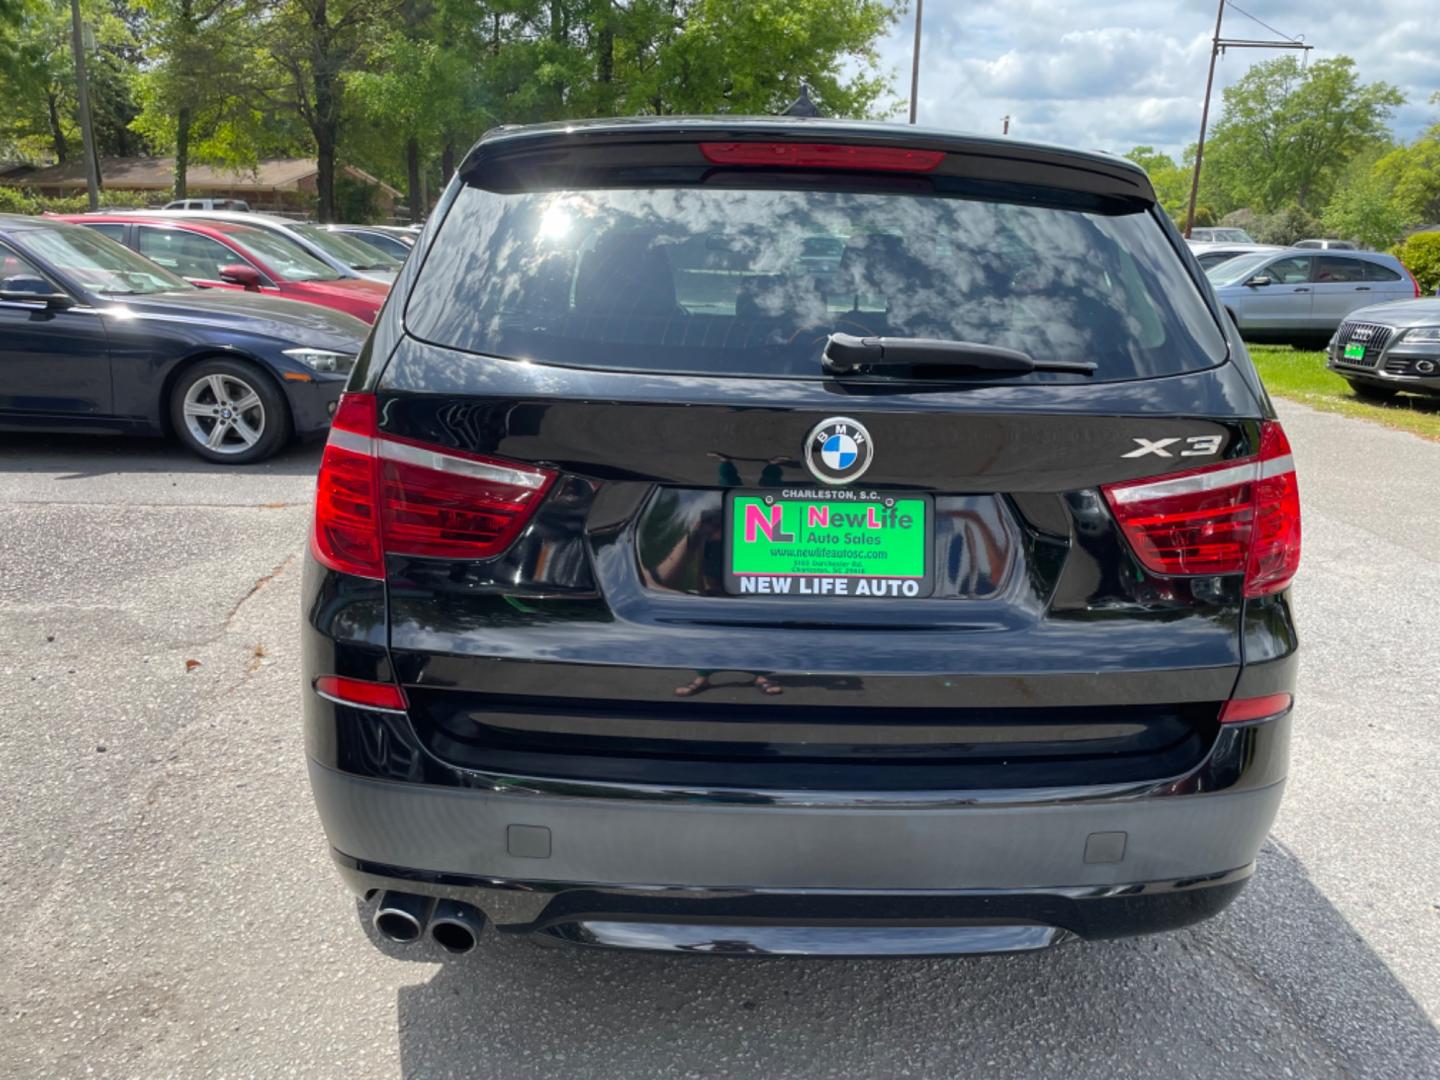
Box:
1223;1;1304;45
1182;0;1313;238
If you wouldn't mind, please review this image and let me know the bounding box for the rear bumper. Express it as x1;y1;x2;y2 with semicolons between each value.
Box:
307;712;1286;952
332;852;1254;956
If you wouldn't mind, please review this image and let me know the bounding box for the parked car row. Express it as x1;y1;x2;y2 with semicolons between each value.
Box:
61;215;390;323
0;211;392;462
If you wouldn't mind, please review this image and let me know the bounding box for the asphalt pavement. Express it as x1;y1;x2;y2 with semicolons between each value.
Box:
1;401;1438;1079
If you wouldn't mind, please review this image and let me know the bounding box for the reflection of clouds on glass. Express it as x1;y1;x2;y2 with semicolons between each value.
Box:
405;184;1225;383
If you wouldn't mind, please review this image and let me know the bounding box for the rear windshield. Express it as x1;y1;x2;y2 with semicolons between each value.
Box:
408;183;1227;382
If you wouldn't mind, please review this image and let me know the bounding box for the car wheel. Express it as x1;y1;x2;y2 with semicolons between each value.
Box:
170;358;290;463
1346;380;1398;402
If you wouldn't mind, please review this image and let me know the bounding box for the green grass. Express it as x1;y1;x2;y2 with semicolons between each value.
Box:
1248;344;1440;441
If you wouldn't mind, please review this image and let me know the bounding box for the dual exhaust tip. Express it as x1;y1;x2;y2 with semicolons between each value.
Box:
373;891;486;954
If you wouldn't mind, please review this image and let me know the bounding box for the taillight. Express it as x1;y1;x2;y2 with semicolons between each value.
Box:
698;142;945;172
312;395;384;578
314;675;407;712
1101;420;1300;597
1403;265;1422;298
310;393;556;579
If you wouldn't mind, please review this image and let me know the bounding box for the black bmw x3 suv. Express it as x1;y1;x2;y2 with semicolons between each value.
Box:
302;118;1301;958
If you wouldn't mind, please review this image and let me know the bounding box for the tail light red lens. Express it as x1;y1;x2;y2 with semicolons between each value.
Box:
699;142;945;173
314;675;407;712
1219;693;1292;724
1101;421;1300;597
311;393;556;579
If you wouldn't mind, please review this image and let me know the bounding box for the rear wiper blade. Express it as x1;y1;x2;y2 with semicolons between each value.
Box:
822;333;1096;376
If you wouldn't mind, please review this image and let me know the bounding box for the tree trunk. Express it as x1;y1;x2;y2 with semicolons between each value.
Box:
442;139;456;181
47;92;68;163
311;0;338;222
316;136;336;222
596;0;614;114
175;0;194;199
174;106;191;199
406;135;422;223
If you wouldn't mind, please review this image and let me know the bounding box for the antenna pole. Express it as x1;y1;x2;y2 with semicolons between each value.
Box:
908;0;924;124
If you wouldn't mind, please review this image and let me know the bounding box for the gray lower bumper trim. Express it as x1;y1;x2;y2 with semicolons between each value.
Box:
541;919;1071;956
308;759;1284;891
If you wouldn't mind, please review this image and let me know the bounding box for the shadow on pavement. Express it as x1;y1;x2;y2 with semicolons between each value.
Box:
0;431;323;478
381;841;1440;1079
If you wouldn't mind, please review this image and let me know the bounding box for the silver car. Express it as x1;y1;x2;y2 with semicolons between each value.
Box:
135;210;401;284
1189;243;1282;272
1187;227;1255;243
1326;298;1440;400
1207;249;1418;345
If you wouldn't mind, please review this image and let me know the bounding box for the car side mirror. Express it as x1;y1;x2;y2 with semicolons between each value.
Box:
0;275;75;309
218;263;263;289
1244;274;1273;288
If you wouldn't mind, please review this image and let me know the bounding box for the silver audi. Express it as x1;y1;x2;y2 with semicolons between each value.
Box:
1328;298;1440;401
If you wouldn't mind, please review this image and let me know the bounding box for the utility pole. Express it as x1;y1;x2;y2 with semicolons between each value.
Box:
908;0;923;124
1002;115;1011;136
1183;0;1311;237
68;0;100;211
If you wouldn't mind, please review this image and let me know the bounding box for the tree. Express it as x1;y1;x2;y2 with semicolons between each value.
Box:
257;0;398;220
1391;231;1440;295
130;0;258;197
348;0;481;220
1203;56;1403;215
1373;125;1440;227
1;0;82;162
1124;146;1190;221
1322;151;1413;250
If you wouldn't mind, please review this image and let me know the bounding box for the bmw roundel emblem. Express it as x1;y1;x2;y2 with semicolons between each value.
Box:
805;417;874;485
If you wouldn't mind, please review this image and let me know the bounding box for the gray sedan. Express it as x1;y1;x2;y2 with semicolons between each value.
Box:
1326;298;1440;400
1208;249;1417;345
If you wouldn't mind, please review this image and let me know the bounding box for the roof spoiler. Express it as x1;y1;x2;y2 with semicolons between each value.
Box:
459;120;1156;207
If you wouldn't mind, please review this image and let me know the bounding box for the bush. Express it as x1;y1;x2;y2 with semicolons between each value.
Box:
1250;205;1322;246
1221;208;1258;231
1391;231;1440;295
334;174;379;224
0;186;160;215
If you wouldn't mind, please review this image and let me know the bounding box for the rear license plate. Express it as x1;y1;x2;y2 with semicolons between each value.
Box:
724;490;934;598
1343;342;1367;361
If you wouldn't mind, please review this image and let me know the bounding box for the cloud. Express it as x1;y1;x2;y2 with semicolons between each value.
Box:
884;0;1440;157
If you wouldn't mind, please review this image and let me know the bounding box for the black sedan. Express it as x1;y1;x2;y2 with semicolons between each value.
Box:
0;214;369;463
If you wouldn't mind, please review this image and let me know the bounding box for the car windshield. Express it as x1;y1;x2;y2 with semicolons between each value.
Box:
1207;253;1275;285
408;183;1227;382
294;223;400;271
227;227;342;281
345;230;411;259
19;225;193;295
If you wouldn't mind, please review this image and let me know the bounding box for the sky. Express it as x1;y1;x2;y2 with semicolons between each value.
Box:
876;0;1439;159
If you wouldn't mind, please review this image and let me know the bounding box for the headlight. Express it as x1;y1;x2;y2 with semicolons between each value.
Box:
282;347;356;373
1402;327;1440;342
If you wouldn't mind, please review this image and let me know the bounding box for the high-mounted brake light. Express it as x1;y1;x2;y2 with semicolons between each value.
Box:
1219;693;1292;724
1101;421;1300;597
314;675;407;712
311;393;557;579
698;142;945;173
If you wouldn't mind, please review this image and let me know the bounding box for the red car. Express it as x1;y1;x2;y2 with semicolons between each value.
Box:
56;214;390;323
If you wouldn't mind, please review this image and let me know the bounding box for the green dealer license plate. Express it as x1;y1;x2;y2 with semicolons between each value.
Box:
724;490;934;598
1343;343;1367;361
